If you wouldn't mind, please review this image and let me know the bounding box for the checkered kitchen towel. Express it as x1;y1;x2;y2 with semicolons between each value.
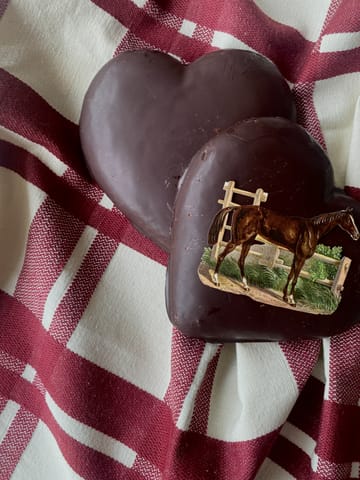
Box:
0;1;360;479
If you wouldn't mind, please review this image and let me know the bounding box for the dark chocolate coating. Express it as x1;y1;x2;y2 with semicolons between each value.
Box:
80;49;295;251
167;117;360;341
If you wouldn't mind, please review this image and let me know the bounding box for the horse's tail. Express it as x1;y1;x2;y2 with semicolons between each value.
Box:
208;207;237;246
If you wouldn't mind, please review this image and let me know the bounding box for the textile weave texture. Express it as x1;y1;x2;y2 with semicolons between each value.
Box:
0;1;360;479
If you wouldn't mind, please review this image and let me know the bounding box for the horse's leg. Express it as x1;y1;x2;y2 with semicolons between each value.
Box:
286;230;313;305
213;242;237;285
238;240;253;290
287;256;307;306
283;259;296;304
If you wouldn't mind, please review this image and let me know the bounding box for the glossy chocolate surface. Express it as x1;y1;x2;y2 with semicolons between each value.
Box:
80;49;295;251
167;118;360;341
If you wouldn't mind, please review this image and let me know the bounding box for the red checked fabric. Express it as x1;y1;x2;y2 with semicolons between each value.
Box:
0;1;360;479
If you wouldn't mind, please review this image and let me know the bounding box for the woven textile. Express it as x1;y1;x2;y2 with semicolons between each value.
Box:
0;1;360;479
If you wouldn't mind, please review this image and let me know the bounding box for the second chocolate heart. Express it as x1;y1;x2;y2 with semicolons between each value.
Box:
167;117;360;342
80;49;295;251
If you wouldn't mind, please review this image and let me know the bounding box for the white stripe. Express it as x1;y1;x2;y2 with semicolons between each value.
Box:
320;32;360;53
176;343;220;431
21;364;37;383
179;19;197;38
207;342;298;441
0;168;46;296
0;400;20;443
281;422;316;457
67;244;172;400
0;350;24;375
0;0;128;123
351;462;360;478
322;337;331;400
211;30;253;51
254;0;331;42
45;393;136;468
0;126;67;177
346;97;360;189
311;453;319;473
131;0;147;6
42;226;98;330
311;351;326;384
313;72;360;188
99;193;114;210
11;421;84;480
255;458;296;480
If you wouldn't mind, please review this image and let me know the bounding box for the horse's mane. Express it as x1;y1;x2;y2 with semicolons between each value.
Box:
312;209;348;225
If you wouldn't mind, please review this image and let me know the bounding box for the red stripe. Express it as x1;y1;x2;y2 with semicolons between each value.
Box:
268;435;312;479
114;30;158;57
144;1;183;31
0;395;7;412
33;373;46;397
280;339;321;389
0;406;38;479
288;376;324;439
292;82;326;150
14;197;85;318
345;186;360;202
0;367;144;480
63;168;103;203
315;457;353;480
310;48;360;80
188;347;222;435
0;350;26;377
165;429;279;480
193;24;213;44
49;233;118;344
164;329;205;422
0;140;167;265
310;472;353;480
132;455;162;479
0;392;8;431
323;0;360;34
328;324;360;405
0;69;85;175
316;401;360;463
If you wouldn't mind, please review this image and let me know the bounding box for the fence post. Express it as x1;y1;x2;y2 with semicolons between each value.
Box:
331;257;352;299
258;243;281;268
212;181;235;260
253;188;268;206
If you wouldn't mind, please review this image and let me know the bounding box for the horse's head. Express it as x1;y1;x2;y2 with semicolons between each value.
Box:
341;208;360;241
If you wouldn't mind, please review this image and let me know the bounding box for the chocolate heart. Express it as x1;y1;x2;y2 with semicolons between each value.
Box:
80;49;295;251
167;117;360;341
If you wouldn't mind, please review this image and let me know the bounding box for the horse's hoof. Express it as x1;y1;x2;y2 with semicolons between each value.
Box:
284;295;296;306
212;273;219;286
240;278;250;291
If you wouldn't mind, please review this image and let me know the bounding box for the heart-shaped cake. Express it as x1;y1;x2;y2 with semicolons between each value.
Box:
167;117;360;341
80;49;295;251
